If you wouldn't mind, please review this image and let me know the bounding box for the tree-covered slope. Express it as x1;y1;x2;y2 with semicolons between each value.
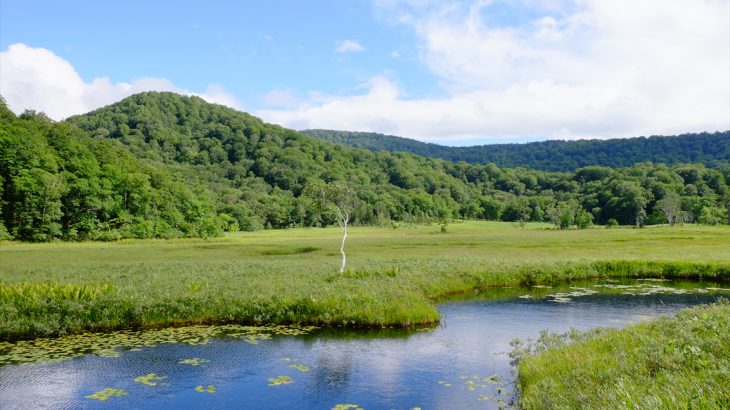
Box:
66;92;486;231
1;91;728;242
0;98;221;241
301;129;730;171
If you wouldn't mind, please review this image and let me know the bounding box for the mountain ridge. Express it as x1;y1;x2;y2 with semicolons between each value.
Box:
300;129;730;172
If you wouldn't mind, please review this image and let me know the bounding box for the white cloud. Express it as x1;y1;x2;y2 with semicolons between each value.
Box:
199;83;242;109
259;75;632;140
262;89;297;108
335;39;365;53
0;43;242;120
261;0;730;141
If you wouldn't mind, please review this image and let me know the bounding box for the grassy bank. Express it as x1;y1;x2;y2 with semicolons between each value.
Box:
514;300;730;409
1;222;729;340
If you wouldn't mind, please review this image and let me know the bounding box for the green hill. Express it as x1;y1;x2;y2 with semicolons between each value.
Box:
0;97;222;241
301;129;730;171
1;92;728;242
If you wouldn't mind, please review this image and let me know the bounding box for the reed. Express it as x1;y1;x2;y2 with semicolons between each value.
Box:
1;222;728;340
514;300;730;409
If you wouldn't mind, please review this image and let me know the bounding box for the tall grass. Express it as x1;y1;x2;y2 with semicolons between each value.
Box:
1;222;728;340
513;300;730;409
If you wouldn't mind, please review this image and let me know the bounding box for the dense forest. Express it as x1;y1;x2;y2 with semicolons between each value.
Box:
301;129;730;172
1;92;728;241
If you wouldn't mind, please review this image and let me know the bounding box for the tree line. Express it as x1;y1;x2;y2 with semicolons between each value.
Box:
301;129;730;172
1;92;728;242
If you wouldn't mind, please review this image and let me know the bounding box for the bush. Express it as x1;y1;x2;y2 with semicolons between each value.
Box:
576;210;593;229
697;206;726;225
606;219;619;228
0;222;12;240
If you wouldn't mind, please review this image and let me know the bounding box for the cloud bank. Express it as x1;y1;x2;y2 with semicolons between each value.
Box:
2;0;728;142
0;43;241;120
261;0;730;141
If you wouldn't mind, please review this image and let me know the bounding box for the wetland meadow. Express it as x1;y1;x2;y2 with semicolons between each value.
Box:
1;222;729;408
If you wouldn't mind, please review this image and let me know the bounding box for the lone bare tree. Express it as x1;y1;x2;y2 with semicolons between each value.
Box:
656;192;682;225
305;181;359;273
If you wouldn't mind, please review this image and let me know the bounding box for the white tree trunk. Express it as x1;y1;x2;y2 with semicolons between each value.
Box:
340;220;348;273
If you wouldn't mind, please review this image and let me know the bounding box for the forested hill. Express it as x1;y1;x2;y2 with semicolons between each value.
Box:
1;92;728;242
300;129;730;171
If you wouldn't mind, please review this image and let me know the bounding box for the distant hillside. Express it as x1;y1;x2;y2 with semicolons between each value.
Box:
2;92;728;242
301;129;730;171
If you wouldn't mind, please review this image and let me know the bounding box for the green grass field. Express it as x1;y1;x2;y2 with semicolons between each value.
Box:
513;300;730;409
1;221;729;340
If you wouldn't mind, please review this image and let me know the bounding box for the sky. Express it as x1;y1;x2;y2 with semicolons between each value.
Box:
1;0;728;145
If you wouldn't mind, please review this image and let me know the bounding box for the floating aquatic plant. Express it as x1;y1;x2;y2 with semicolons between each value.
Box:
84;387;128;401
268;375;293;386
289;364;310;372
0;324;318;366
546;287;599;303
179;358;210;366
134;373;167;386
195;385;216;393
95;349;120;358
484;374;501;384
331;404;363;410
452;373;507;396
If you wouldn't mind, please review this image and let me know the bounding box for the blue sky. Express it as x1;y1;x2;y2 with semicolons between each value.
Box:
1;1;437;102
1;0;728;144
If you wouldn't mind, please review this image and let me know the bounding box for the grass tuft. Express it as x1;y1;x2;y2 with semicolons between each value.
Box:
514;300;730;409
261;246;320;256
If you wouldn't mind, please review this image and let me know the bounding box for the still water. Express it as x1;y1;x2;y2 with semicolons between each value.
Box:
1;280;728;409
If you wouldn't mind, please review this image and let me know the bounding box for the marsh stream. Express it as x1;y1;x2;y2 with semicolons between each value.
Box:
1;279;728;409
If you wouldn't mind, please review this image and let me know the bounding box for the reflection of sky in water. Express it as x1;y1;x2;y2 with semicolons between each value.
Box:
0;282;727;410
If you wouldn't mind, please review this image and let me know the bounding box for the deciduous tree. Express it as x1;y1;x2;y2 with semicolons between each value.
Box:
305;181;360;273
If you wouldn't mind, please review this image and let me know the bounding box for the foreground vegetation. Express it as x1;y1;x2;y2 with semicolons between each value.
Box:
1;222;728;340
513;300;730;409
2;93;728;242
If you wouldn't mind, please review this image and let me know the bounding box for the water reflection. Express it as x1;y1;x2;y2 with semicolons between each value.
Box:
0;280;727;409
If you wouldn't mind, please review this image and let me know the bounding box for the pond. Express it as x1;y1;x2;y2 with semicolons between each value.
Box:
1;279;728;409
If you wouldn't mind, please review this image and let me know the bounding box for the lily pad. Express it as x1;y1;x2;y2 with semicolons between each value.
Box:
195;385;217;393
289;364;310;372
179;358;210;366
268;375;293;386
0;324;318;367
85;388;128;401
134;373;166;386
95;349;120;358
